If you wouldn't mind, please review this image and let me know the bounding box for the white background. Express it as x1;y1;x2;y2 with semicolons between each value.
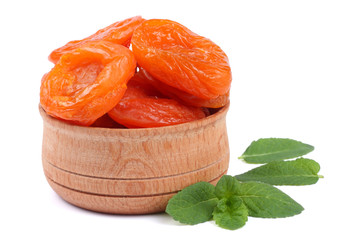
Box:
1;0;343;239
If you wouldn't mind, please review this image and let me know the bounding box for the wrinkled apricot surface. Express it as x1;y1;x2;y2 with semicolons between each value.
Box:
140;68;229;108
40;41;137;126
107;73;206;128
49;16;144;64
131;19;232;100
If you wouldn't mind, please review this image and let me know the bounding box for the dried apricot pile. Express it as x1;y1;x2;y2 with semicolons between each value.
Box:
40;16;232;128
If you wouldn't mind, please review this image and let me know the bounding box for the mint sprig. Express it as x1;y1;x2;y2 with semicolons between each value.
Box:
166;138;322;230
165;182;218;225
239;138;314;163
214;175;240;199
238;181;304;218
213;196;248;230
235;157;323;185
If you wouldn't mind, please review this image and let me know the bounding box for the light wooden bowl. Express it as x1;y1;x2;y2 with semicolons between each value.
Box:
40;104;230;214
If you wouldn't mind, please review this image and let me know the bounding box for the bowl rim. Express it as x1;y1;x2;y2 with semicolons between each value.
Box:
39;103;229;136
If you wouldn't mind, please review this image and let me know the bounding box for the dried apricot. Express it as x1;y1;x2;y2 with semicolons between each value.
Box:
91;114;126;128
120;71;165;100
49;16;144;64
140;68;229;108
131;19;232;99
40;41;137;126
107;73;206;128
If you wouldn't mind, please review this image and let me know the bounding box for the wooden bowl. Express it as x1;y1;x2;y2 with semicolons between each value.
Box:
40;104;229;214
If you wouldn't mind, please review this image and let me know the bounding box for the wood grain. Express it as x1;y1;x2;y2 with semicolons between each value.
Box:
43;152;229;196
40;105;229;178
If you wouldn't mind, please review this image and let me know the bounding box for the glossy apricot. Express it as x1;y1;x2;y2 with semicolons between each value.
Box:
49;16;144;64
131;19;232;99
108;73;206;128
120;71;165;100
40;41;137;126
140;68;229;108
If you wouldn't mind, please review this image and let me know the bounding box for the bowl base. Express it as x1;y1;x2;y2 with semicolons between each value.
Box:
45;172;226;214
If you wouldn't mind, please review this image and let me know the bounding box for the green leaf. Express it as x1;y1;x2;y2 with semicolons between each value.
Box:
238;181;304;218
165;182;219;225
239;138;314;163
213;196;248;230
235;158;322;185
215;175;241;199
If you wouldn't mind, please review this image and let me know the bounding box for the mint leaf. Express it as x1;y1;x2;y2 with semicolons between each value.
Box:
239;138;314;163
235;158;322;185
213;196;248;230
238;181;304;218
165;182;218;225
215;175;241;199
